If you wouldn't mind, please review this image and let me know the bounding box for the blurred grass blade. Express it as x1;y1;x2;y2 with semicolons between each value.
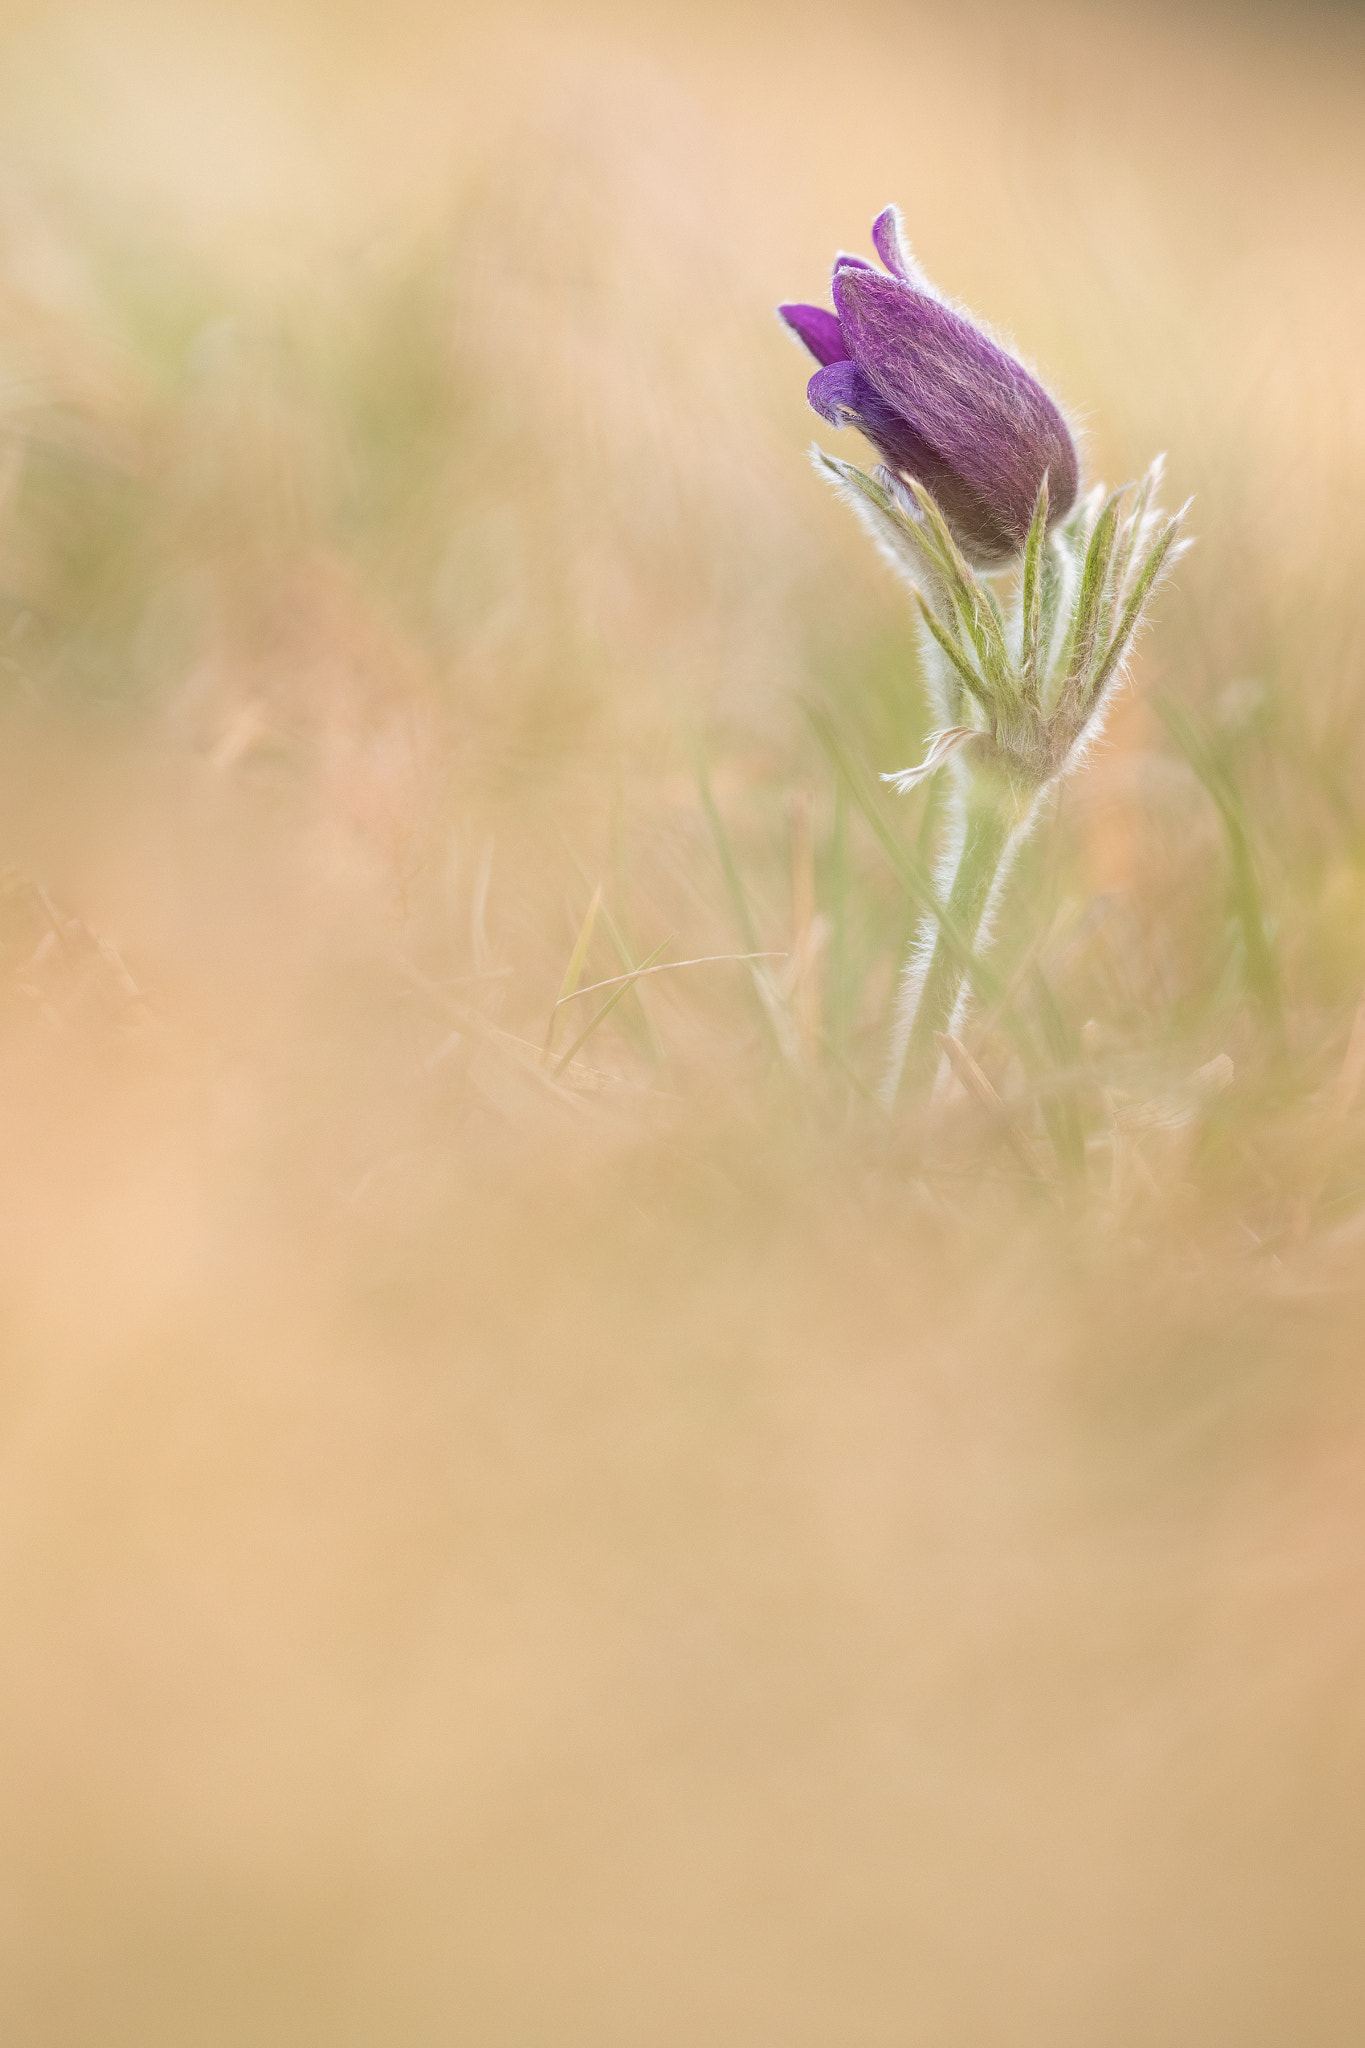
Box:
805;705;1005;1011
557;952;785;1004
826;770;851;1055
553;937;672;1077
1158;695;1287;1061
1027;965;1087;1180
695;750;792;1057
936;1032;1050;1186
566;843;667;1067
542;884;602;1061
471;835;496;976
695;753;760;956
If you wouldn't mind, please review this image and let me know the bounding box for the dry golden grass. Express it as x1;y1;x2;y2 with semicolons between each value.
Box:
2;0;1365;2040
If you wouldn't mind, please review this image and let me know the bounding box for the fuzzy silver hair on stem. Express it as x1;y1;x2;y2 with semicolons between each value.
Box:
781;207;1190;1108
845;458;1190;1104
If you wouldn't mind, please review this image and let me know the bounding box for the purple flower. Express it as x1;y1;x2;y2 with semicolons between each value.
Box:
780;208;1079;566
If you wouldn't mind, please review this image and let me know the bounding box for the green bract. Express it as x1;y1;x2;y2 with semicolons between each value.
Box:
814;449;1190;1105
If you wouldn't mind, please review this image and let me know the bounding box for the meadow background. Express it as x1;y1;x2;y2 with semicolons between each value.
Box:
2;0;1365;2040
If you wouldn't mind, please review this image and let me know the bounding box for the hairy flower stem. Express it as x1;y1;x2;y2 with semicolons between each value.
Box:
804;451;1187;1115
884;790;1019;1107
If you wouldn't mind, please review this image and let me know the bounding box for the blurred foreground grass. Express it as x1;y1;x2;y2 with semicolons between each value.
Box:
3;0;1365;2041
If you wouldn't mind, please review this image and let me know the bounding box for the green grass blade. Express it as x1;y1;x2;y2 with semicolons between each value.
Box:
1027;963;1088;1181
565;843;667;1067
804;704;1000;1005
826;769;851;1054
695;750;787;1055
696;754;761;958
553;936;673;1076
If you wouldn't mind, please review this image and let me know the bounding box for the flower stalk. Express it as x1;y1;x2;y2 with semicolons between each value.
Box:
888;784;1018;1100
821;456;1188;1107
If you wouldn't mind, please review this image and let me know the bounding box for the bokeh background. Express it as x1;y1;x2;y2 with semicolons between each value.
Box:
2;0;1365;2040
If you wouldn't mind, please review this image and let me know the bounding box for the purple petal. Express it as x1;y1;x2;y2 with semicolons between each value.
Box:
870;206;911;281
806;358;862;425
832;252;875;292
832;266;1078;546
806;360;1020;564
778;302;848;368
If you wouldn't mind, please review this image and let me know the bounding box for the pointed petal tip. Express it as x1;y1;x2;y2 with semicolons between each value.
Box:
830;258;911;326
870;205;911;280
831;252;875;296
778;301;848;368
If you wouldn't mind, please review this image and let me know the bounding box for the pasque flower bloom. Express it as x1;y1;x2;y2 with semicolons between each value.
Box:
780;207;1186;1109
780;207;1079;565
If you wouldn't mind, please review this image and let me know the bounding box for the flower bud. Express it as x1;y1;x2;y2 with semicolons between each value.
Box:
780;207;1079;566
